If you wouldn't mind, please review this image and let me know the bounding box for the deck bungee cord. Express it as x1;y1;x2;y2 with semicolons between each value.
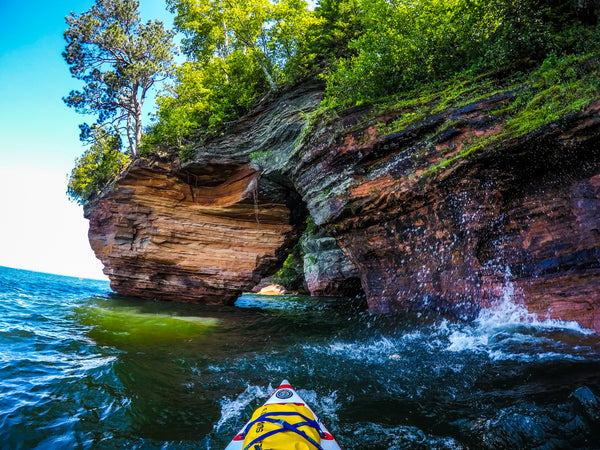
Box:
240;409;325;450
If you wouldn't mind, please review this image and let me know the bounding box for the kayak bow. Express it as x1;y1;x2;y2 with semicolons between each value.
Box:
225;380;342;450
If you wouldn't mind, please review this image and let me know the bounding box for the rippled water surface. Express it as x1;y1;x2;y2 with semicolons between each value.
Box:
1;266;599;449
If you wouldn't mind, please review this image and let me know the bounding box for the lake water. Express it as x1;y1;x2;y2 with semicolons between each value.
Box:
1;265;599;449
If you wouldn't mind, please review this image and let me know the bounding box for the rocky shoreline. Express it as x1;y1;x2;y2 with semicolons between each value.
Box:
85;81;600;332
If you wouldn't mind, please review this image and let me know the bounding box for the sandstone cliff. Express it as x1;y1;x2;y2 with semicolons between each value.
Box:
85;79;600;332
286;93;600;333
84;84;320;304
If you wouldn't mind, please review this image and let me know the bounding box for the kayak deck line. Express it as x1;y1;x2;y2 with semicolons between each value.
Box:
225;380;342;450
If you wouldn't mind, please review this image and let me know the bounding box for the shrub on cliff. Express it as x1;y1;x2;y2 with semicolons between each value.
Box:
142;0;600;151
67;128;130;205
272;243;305;293
144;52;269;147
324;0;600;106
144;0;321;148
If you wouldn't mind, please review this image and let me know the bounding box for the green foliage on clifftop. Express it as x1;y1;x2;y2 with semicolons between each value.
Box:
144;0;600;150
323;0;600;107
143;0;321;148
68;0;600;204
365;48;600;178
64;0;175;204
67;128;130;205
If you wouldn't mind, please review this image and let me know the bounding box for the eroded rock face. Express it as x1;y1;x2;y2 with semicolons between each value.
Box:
301;227;362;297
85;80;600;333
84;83;324;304
289;95;600;331
84;159;302;304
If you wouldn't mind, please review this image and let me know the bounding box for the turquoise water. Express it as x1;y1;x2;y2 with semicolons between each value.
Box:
1;265;599;449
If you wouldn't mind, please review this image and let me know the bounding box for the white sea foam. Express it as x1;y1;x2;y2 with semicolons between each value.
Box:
345;422;464;449
444;263;594;359
446;297;594;361
296;388;340;424
298;276;595;375
214;384;272;432
326;336;398;359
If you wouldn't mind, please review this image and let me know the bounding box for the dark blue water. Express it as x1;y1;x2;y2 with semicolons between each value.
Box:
1;265;599;449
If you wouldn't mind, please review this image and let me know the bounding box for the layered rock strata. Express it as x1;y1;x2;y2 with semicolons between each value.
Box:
85;84;323;303
288;94;600;331
85;80;600;333
84;158;303;303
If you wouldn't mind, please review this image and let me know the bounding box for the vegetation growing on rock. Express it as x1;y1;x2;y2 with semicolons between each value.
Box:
64;0;176;201
67;127;130;205
65;0;600;204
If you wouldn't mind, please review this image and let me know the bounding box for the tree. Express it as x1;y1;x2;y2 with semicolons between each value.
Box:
63;0;176;156
310;0;362;61
322;0;597;106
142;0;320;147
145;51;268;148
168;0;319;92
67;126;130;205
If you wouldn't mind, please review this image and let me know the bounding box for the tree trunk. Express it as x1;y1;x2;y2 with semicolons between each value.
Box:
134;94;142;155
249;48;278;92
130;84;144;156
260;63;278;92
126;113;136;156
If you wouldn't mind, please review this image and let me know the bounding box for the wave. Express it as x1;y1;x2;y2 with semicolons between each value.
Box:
445;299;597;361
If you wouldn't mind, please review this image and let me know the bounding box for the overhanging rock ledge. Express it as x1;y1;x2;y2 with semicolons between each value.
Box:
84;82;600;333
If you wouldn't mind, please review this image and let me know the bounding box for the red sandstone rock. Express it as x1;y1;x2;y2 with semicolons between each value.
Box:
289;93;600;332
85;159;300;304
84;84;324;305
84;80;600;333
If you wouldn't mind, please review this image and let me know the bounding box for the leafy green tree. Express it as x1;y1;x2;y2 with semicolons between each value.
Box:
144;52;268;148
168;0;319;92
323;0;496;105
143;0;319;147
63;0;176;155
310;0;362;62
67;127;130;204
323;0;598;106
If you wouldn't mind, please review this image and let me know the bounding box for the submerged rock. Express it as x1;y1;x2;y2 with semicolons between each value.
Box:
570;386;600;423
456;386;600;448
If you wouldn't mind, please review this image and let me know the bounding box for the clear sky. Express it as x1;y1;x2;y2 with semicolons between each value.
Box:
0;0;175;280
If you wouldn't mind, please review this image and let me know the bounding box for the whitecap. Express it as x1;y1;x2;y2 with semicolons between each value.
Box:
213;383;272;432
445;298;595;360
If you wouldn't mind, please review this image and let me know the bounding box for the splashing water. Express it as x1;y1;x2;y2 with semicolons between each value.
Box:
1;266;599;449
214;384;273;433
447;268;594;361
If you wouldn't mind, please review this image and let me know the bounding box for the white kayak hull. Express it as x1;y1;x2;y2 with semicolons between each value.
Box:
225;380;342;449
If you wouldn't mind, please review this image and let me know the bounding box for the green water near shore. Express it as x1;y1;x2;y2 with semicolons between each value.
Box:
1;266;599;449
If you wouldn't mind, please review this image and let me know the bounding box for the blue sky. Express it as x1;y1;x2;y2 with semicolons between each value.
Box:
0;0;175;279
